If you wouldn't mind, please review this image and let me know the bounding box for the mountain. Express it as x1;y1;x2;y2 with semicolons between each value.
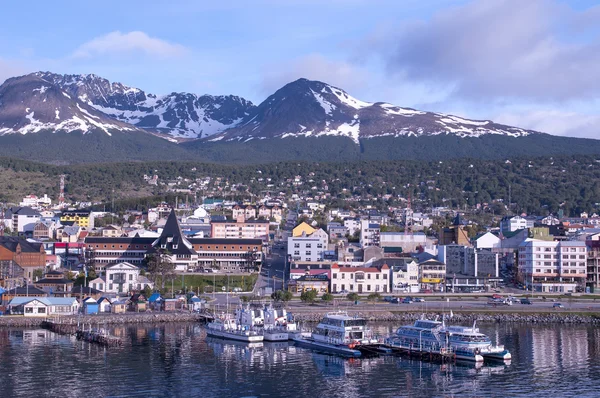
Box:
36;72;255;140
0;74;136;136
209;78;536;143
1;72;600;164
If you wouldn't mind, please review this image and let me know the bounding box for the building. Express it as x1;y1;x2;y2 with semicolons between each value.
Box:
7;297;78;316
85;209;263;273
585;233;600;293
518;239;587;293
288;273;330;293
438;245;499;278
8;207;41;234
288;229;329;262
500;216;530;232
292;222;316;237
439;214;471;246
60;210;91;228
232;205;257;220
101;226;123;238
33;220;57;240
359;219;380;248
330;263;389;294
344;218;361;236
211;217;269;241
380;232;427;253
418;259;446;292
388;259;420;293
93;262;155;294
34;270;74;296
0;237;46;281
19;194;52;209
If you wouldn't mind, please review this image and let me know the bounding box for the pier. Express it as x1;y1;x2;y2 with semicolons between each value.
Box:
41;319;122;348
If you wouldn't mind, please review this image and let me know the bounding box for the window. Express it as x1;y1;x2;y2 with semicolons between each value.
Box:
305;251;311;256
342;274;345;279
376;274;380;279
129;274;133;281
306;244;312;248
367;274;371;279
38;307;46;314
367;285;371;291
383;274;387;280
333;273;337;279
294;243;300;248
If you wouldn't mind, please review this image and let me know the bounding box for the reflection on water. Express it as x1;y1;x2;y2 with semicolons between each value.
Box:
0;323;598;397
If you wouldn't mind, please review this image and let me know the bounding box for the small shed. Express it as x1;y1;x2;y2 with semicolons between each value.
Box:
82;297;99;314
97;297;112;313
164;299;177;312
129;293;147;312
111;300;128;314
148;293;164;311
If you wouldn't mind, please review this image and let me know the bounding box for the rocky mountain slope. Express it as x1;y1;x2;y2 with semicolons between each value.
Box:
35;72;255;140
210;78;537;143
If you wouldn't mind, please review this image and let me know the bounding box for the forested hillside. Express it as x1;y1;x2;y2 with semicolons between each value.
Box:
1;155;599;217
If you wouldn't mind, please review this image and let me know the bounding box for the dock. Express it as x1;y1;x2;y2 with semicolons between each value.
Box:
41;319;122;348
382;341;457;362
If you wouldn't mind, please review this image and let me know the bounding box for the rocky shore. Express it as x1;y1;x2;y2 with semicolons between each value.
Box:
1;310;599;328
293;311;600;324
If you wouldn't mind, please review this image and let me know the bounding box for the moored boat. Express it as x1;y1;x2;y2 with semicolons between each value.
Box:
206;313;264;343
292;311;379;357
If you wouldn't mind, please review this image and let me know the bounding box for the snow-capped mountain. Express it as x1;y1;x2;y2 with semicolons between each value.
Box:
0;74;135;136
36;72;255;139
211;78;538;143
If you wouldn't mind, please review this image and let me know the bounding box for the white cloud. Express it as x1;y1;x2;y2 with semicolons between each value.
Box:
72;31;188;59
367;0;600;102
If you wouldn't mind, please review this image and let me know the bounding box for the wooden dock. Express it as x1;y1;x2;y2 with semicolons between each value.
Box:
41;319;122;348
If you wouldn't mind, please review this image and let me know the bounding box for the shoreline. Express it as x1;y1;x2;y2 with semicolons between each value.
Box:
1;309;599;328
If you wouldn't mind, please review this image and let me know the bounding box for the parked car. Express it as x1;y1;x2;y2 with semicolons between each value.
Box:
383;296;395;303
402;298;413;304
521;298;532;305
391;298;400;304
553;303;564;308
414;297;425;303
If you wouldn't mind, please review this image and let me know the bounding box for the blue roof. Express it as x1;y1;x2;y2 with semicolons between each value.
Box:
148;293;162;302
8;297;78;306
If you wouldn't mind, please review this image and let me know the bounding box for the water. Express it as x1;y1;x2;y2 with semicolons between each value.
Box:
1;322;599;397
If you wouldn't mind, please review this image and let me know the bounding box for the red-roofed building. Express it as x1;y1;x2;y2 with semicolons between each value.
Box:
330;263;390;294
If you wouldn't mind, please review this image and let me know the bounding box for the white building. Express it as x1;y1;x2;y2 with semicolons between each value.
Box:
90;262;154;294
360;219;380;248
500;216;529;232
380;232;427;252
390;260;420;293
10;207;41;233
518;239;587;293
20;194;52;209
8;297;79;316
330;263;390;293
475;232;502;249
288;229;329;262
344;218;361;236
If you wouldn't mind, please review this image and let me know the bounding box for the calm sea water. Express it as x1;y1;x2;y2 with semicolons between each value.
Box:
0;321;599;398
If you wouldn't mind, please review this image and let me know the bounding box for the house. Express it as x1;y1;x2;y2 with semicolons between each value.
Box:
330;263;390;294
148;292;164;311
129;293;147;312
34;270;74;296
8;297;80;316
1;285;46;306
89;277;106;293
97;297;112;313
33;220;57;240
418;259;447;292
101;225;122;238
104;262;153;294
475;232;502;249
380;259;419;293
60;210;91;228
164;299;177;311
82;297;99;314
71;286;103;301
60;226;81;243
500;216;529;232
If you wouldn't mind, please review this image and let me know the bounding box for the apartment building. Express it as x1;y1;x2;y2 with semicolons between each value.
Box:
210;217;269;241
518;239;587;293
585;233;600;293
288;229;328;262
360;219;380;248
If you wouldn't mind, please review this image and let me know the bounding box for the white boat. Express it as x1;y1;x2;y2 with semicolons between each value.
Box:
444;322;512;361
292;311;379;357
387;317;511;362
262;304;301;341
206;313;264;343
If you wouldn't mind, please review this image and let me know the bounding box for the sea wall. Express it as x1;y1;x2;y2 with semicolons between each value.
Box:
293;311;600;324
0;312;206;328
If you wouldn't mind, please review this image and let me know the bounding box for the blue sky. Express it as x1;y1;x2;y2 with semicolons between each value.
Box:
1;0;600;138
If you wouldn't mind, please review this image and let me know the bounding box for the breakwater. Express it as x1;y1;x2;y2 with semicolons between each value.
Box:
293;311;600;324
0;312;207;328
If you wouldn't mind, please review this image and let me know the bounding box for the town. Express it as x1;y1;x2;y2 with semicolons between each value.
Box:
1;177;599;317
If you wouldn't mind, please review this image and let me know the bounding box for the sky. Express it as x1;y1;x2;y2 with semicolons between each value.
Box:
1;0;600;138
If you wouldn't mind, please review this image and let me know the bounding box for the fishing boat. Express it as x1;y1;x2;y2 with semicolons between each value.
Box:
206;313;263;343
292;311;379;357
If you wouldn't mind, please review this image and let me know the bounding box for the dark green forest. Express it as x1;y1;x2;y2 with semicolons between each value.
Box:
1;155;599;217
